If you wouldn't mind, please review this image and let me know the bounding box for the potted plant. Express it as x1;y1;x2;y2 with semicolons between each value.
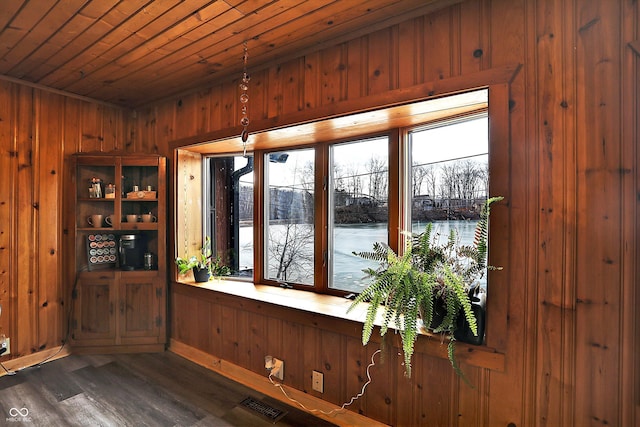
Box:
347;196;503;379
175;237;231;282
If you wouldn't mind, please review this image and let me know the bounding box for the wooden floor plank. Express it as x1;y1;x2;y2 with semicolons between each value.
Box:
0;352;338;426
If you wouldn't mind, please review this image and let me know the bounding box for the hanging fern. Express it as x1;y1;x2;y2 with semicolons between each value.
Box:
349;197;503;379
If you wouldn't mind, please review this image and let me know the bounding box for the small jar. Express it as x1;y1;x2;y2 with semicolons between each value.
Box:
144;252;154;270
105;183;116;198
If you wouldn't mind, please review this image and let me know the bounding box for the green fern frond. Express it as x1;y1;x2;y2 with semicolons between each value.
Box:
444;265;477;336
473;196;503;267
447;339;472;387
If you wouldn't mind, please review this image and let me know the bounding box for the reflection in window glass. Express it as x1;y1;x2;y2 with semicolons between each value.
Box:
265;149;315;285
206;155;254;278
330;137;388;293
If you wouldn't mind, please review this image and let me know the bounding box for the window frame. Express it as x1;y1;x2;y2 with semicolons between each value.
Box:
172;79;513;354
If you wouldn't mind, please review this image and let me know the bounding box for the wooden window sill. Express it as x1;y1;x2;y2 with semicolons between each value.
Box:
173;278;506;372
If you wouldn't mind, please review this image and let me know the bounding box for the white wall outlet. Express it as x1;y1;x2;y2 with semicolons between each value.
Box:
271;357;284;381
312;370;324;393
266;355;284;381
0;336;9;356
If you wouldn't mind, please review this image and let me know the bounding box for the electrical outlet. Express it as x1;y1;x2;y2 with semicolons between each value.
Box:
312;370;324;393
265;355;284;381
271;357;284;381
0;336;9;356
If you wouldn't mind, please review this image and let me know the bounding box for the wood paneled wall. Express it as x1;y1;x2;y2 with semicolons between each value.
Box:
0;0;636;426
144;1;639;426
0;80;134;359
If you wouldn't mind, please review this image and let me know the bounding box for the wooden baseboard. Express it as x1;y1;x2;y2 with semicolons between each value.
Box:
168;339;389;427
0;345;72;376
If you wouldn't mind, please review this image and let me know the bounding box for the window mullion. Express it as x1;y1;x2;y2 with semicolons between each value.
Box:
314;145;328;293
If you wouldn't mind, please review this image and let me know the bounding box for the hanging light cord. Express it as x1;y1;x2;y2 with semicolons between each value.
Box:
239;41;250;156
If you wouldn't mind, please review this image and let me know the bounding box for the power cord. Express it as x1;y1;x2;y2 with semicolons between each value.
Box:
267;349;381;416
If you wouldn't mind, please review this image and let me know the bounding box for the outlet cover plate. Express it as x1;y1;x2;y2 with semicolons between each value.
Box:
312;370;323;393
0;337;9;356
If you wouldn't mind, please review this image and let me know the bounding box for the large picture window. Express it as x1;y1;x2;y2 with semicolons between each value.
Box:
191;88;493;298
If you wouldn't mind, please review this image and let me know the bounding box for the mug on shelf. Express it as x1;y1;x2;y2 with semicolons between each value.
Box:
141;213;157;223
126;214;139;223
105;215;114;227
87;214;103;228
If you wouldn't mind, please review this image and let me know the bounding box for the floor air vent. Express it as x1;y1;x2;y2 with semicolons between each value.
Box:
239;396;287;423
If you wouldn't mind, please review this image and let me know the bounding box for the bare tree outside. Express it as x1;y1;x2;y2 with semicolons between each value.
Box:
266;149;315;284
366;156;388;202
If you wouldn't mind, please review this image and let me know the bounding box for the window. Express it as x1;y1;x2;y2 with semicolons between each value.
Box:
264;148;315;285
329;137;389;293
183;88;495;297
409;111;489;287
204;155;254;278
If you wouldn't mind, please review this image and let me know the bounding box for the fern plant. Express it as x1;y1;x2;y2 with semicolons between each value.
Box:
348;196;503;378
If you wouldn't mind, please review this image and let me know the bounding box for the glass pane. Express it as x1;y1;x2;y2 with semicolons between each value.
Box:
410;112;489;287
265;149;315;285
330;137;388;293
207;155;254;278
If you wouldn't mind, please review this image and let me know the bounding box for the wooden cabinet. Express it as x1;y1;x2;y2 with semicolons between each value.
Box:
69;153;166;353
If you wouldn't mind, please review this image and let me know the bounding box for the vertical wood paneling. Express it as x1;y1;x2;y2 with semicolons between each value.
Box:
210;298;223;354
16;84;36;357
304;51;321;110
484;2;529;427
195;88;212;135
0;0;633;426
575;2;623;426
367;30;393;96
319;46;343;106
319;330;344;405
175;93;199;141
219;305;238;362
620;1;640;425
344;336;368;415
0;76;134;361
458;1;484;75
398;18;422;88
195;299;211;354
281;58;305;116
531;0;578;426
422;7;455;82
36;90;64;350
282;320;304;390
0;80;13;340
346;38;365;100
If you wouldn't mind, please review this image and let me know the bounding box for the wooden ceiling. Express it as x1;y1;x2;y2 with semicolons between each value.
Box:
0;0;453;108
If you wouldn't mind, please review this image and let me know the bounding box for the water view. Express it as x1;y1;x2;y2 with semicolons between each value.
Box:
238;220;481;294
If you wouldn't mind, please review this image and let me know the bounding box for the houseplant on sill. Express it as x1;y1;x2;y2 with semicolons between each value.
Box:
347;196;503;379
175;237;231;283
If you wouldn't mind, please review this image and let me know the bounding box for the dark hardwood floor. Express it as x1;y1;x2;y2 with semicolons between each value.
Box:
0;351;338;427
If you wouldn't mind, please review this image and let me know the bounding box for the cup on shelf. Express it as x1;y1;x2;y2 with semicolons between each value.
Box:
105;215;114;227
126;214;139;223
87;214;103;228
141;213;157;223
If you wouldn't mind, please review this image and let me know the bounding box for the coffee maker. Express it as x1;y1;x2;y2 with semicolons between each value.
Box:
119;234;146;270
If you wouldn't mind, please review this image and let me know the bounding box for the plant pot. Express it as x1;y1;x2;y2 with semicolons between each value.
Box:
426;289;486;345
192;267;211;283
428;296;447;330
453;288;486;345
